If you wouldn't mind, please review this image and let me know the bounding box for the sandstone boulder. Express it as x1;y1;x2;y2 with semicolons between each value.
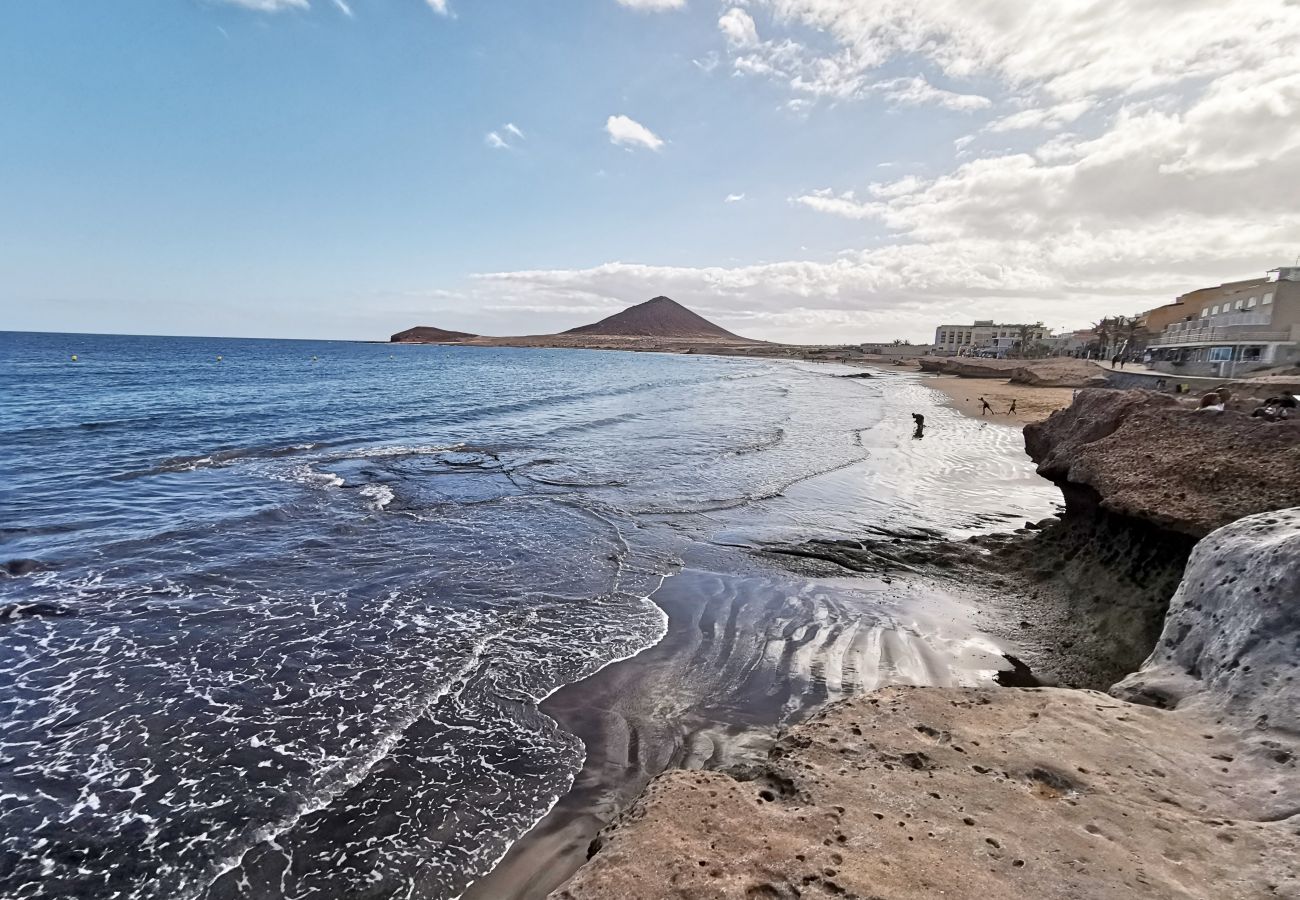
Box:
1112;508;1300;734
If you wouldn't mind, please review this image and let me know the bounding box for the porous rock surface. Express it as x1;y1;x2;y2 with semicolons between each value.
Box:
1025;388;1300;536
1113;507;1300;734
555;686;1298;899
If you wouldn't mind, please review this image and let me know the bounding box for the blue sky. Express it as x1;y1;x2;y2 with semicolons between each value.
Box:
3;1;1298;342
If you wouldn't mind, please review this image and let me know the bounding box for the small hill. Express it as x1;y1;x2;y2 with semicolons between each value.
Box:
390;326;476;344
563;296;748;341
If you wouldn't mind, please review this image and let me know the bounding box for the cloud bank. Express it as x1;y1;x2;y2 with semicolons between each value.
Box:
470;0;1300;343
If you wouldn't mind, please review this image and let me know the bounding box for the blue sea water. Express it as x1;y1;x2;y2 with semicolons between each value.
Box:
0;331;1059;899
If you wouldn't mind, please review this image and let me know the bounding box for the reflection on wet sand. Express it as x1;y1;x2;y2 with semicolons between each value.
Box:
466;549;1016;900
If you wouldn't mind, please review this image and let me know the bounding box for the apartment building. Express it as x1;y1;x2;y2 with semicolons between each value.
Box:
932;320;1051;356
1145;267;1300;376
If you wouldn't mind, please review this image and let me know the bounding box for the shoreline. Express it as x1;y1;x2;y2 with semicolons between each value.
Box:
466;555;1032;900
464;373;1062;899
552;388;1300;899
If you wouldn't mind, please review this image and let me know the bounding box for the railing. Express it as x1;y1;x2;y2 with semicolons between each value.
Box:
1164;312;1271;333
1149;328;1291;347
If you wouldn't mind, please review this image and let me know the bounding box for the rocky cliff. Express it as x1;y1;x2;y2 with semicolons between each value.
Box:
1025;388;1300;536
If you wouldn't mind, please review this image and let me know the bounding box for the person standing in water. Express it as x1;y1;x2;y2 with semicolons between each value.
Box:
979;397;993;415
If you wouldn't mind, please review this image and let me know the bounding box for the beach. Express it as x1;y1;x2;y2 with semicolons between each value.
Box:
0;335;1060;900
552;386;1300;900
923;373;1077;424
465;549;1021;899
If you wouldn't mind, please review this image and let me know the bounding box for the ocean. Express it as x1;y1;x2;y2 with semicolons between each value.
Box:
0;332;1060;899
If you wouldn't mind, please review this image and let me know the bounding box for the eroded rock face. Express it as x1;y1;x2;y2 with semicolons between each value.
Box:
1112;508;1300;734
1025;389;1300;536
1008;358;1106;388
555;687;1298;899
917;357;1018;377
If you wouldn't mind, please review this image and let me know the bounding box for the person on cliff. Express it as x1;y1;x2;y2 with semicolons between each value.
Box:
979;397;993;416
1007;399;1018;415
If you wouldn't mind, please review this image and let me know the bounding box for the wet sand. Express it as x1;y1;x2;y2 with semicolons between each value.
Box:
464;545;1022;900
924;374;1076;424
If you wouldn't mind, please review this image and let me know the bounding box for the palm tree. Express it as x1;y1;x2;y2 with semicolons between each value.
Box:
1013;322;1045;358
1091;318;1112;359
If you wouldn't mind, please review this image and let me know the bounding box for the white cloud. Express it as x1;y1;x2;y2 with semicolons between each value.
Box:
486;122;526;151
605;115;665;151
693;52;721;74
791;189;877;219
872;76;991;112
725;193;746;203
738;0;1294;104
425;0;449;14
433;1;1300;343
331;0;352;16
718;7;759;46
217;0;308;11
616;0;686;9
986;99;1094;133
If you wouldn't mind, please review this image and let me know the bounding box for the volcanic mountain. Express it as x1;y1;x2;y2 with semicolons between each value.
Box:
563;296;747;341
390;325;476;343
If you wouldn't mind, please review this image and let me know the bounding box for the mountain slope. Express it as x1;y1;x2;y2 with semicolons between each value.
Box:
563;296;747;341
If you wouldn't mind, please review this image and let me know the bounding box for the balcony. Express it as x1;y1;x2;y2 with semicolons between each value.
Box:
1149;327;1291;348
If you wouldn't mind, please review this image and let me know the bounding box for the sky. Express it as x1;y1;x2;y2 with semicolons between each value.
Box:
2;0;1299;344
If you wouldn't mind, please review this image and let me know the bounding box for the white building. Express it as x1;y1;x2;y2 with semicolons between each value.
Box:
932;321;1051;357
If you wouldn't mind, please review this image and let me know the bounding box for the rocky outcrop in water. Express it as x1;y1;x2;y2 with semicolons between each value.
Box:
1112;508;1300;733
1025;388;1300;537
556;686;1299;900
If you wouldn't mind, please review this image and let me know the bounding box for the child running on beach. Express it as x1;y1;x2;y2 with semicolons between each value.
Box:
1007;399;1017;415
979;397;993;415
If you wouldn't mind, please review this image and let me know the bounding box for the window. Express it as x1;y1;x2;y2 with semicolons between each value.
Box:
1211;304;1220;315
1208;347;1233;361
1201;308;1210;318
1263;292;1274;305
1234;299;1243;310
1246;297;1257;309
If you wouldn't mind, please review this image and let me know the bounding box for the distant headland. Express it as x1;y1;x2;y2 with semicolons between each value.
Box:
389;296;764;353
